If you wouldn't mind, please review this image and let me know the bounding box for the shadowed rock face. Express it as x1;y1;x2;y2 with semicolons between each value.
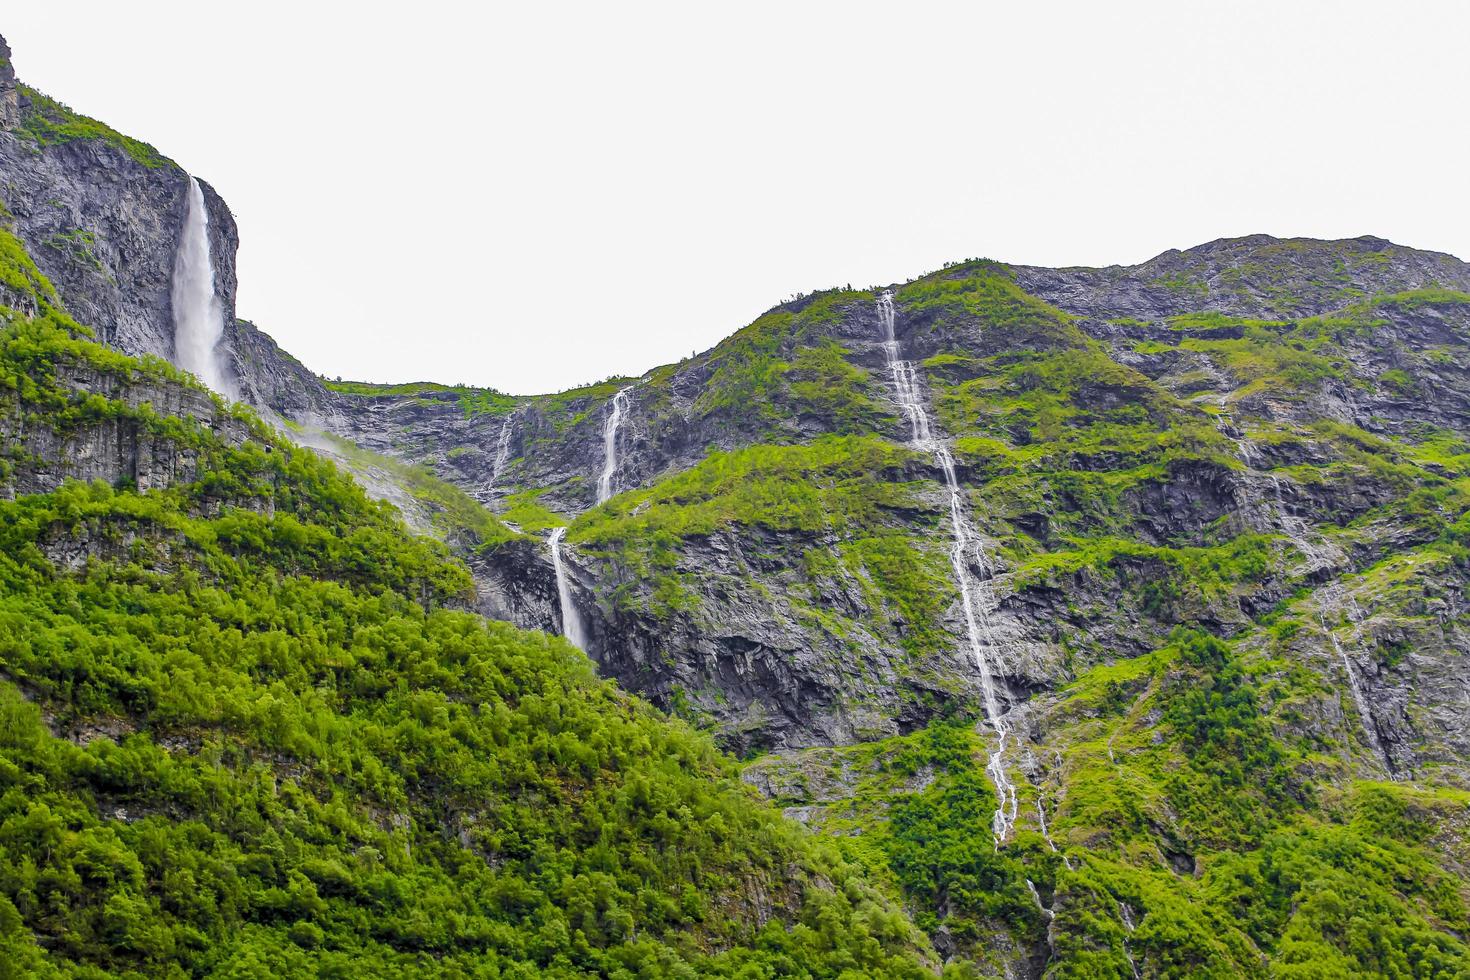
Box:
0;36;19;130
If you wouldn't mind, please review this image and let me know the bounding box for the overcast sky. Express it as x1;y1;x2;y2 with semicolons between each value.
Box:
6;2;1469;394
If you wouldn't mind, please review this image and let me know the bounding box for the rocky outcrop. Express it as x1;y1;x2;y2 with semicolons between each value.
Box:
0;35;19;131
273;241;1470;763
0;354;258;502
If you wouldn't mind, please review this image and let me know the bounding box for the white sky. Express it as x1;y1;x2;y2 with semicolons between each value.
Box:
5;2;1469;394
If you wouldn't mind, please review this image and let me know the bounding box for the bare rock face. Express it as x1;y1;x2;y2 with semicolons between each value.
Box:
9;34;1470;975
244;237;1470;764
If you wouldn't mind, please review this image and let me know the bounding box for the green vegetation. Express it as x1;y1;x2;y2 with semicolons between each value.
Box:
0;207;83;333
11;121;1470;977
896;265;1086;351
0;310;941;976
319;379;520;419
14;86;173;170
499;487;565;533
42;229;105;276
751;721;1042;968
281;423;523;550
926;347;1185;446
1032;629;1470;977
567;436;958;644
1012;535;1276;610
688;290;893;431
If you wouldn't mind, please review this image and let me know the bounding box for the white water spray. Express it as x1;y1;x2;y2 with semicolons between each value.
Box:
171;176;231;396
597;387;632;505
1115;899;1142;980
877;291;1019;842
548;527;589;650
1270;475;1332;574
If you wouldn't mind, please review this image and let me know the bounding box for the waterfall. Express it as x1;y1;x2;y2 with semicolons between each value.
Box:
1026;879;1055;921
171;176;231;396
1320;600;1391;773
489;414;515;494
597;387;632;505
1115;900;1142;980
548;527;589;650
876;291;1019;842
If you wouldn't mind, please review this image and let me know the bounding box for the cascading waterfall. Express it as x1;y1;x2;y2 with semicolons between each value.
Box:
877;291;1019;842
171;176;231;395
597;387;632;505
1116;900;1142;980
489;415;515;494
548;527;589;651
1026;879;1054;921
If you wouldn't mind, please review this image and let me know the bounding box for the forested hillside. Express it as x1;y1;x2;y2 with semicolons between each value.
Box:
0;213;939;976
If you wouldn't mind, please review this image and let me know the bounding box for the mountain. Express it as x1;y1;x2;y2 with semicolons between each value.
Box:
0;39;938;979
3;32;1470;978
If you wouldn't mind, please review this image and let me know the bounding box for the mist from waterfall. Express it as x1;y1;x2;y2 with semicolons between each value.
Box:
549;527;589;651
171;176;231;396
877;290;1019;842
597;387;632;505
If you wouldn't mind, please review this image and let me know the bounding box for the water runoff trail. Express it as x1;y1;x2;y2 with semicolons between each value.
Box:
877;291;1019;842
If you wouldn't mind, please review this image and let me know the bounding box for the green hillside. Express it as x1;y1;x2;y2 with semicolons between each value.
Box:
0;223;937;977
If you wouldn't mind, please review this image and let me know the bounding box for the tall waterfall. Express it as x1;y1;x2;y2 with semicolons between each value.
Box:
548;527;589;651
488;415;515;494
877;291;1019;842
597;387;632;505
171;176;231;395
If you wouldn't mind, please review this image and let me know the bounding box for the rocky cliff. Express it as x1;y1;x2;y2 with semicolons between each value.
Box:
0;56;242;364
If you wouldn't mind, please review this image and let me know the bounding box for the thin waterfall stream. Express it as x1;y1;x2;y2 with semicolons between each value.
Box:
1320;595;1392;773
488;414;515;495
877;291;1019;842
